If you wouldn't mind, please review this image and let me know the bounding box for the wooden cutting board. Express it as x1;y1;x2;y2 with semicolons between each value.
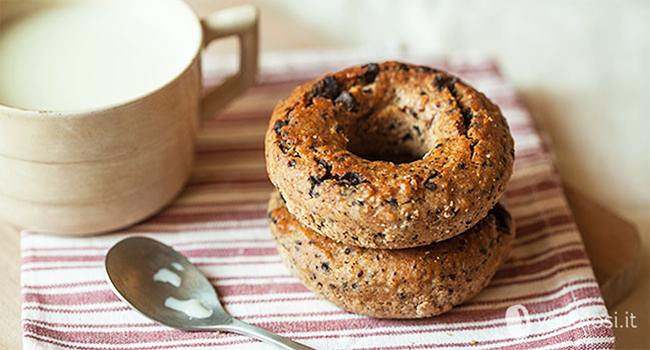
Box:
564;186;642;308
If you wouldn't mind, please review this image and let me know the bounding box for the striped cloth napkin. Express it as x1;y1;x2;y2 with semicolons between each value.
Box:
20;55;615;350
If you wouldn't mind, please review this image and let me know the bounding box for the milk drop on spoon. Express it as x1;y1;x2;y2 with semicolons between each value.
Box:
153;268;181;287
164;297;213;319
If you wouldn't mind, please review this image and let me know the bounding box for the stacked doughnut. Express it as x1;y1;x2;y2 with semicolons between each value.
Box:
265;62;515;318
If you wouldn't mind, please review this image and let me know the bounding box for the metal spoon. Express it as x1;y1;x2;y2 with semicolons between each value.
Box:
105;236;316;350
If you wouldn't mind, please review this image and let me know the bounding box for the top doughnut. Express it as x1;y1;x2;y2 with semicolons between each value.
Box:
265;62;514;249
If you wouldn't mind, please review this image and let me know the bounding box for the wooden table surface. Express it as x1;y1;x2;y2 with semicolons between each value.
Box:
1;2;647;349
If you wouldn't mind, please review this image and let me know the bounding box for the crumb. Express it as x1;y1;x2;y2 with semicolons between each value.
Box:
470;340;478;344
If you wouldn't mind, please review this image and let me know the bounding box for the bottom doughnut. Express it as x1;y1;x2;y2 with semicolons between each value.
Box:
267;190;515;319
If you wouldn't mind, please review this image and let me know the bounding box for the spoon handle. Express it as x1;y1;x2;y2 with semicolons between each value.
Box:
217;318;317;350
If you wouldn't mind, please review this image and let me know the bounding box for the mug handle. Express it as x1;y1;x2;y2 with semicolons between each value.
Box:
200;5;259;121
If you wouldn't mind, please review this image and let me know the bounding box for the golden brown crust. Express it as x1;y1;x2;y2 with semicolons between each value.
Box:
265;62;515;249
268;190;515;319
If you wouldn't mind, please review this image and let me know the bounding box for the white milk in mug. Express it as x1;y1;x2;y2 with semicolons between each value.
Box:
0;0;258;234
0;1;198;111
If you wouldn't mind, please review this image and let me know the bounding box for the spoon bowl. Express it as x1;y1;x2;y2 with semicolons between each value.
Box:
105;236;316;350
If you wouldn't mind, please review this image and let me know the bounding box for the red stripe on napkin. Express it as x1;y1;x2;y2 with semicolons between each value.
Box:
20;57;614;350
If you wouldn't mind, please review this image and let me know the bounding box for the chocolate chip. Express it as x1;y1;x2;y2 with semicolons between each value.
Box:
424;170;439;191
310;75;340;100
309;175;323;187
361;63;379;84
424;179;438;192
416;66;437;73
317;159;332;173
321;262;330;273
398;63;409;71
401;133;413;142
357;271;364;277
329;283;337;289
399;293;407;299
386;198;398;207
273;119;289;136
461;107;475;132
288;159;296;167
447;77;459;93
433;74;458;92
308;175;321;198
480;248;488;255
407;107;418;119
308;159;334;197
344;248;351;255
459;162;465;170
339;171;364;187
433;75;446;91
334;91;358;112
491;206;511;235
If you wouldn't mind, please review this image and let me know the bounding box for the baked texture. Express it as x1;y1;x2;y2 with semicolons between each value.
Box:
268;190;515;319
265;62;514;249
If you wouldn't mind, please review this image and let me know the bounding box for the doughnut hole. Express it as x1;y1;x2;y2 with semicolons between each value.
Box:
343;102;437;164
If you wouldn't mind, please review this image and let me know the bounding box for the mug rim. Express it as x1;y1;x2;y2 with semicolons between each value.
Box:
0;0;204;118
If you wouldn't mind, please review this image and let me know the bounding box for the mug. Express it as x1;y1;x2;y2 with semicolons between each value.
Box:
0;0;259;235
